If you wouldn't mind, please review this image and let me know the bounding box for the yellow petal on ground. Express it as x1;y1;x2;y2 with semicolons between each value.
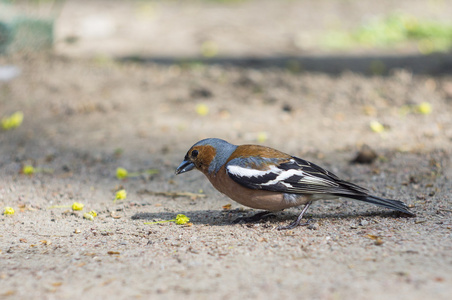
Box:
1;111;24;130
3;207;15;215
370;120;385;133
144;214;189;225
175;214;190;225
201;40;219;58
116;167;128;179
22;165;35;175
71;202;84;211
257;132;268;143
416;102;432;115
196;104;209;116
115;189;127;201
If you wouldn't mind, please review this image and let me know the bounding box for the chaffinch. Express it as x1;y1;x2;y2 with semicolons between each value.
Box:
176;138;415;229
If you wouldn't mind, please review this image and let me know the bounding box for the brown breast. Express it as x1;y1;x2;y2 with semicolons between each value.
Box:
204;165;308;211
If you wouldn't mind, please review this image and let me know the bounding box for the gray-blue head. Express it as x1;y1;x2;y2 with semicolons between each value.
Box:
175;138;238;175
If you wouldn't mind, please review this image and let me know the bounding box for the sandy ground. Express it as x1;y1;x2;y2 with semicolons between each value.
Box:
1;1;452;299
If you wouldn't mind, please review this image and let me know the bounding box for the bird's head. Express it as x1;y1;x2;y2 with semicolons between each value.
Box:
176;138;237;175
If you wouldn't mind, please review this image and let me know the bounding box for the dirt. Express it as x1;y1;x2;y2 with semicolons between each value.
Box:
1;1;452;299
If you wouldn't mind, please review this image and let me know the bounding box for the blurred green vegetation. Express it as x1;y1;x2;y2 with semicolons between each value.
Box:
0;0;63;3
323;13;452;54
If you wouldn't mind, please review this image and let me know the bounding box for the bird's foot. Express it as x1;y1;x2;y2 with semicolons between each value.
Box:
232;211;275;224
277;218;312;230
276;201;313;230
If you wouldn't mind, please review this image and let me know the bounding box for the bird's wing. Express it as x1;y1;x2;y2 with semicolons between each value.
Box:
226;156;369;195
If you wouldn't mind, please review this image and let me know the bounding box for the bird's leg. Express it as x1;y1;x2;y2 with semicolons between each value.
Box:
232;211;275;224
277;201;312;230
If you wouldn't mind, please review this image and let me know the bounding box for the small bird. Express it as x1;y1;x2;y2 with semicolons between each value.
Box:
176;138;415;229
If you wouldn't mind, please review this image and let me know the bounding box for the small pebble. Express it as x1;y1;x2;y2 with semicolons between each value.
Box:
282;104;293;113
351;144;378;164
374;238;384;246
191;87;213;98
359;219;369;226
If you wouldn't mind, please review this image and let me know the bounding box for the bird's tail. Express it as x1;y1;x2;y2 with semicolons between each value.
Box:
340;194;415;216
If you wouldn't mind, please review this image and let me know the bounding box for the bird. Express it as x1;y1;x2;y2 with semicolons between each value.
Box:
175;138;415;229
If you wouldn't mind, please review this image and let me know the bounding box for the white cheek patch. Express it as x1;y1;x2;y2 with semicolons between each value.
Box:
227;165;280;178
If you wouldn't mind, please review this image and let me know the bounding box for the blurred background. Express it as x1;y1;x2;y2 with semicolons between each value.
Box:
1;0;451;156
0;0;451;175
1;1;452;299
3;1;452;61
1;0;451;183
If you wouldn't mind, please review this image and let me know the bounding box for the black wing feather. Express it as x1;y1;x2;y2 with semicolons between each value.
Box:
227;156;369;196
226;156;415;216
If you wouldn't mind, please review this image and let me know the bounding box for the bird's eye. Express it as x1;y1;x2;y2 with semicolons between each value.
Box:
191;150;199;158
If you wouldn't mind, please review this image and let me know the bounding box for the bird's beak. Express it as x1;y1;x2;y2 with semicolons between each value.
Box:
175;160;195;175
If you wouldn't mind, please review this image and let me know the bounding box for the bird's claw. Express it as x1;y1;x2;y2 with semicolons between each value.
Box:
277;218;313;230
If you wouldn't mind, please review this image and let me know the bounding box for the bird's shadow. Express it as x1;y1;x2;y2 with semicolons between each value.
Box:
130;208;412;227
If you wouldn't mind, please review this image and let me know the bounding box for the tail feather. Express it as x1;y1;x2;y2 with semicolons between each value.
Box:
338;194;415;216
